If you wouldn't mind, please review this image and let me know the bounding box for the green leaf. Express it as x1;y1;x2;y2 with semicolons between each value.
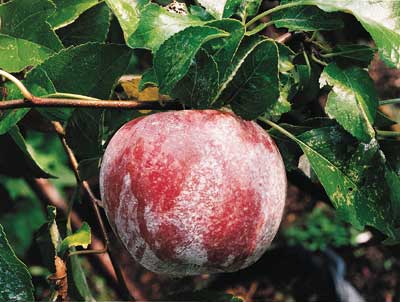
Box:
59;222;91;255
56;2;111;47
197;0;241;19
271;0;343;31
171;49;219;108
284;204;359;250
0;35;55;73
127;3;204;51
382;141;400;172
322;44;375;66
0;0;62;72
1;68;57;133
189;5;214;21
154;26;228;94
68;254;95;301
0;108;30;136
3;45;132;123
270;83;292;120
47;0;98;29
78;157;101;181
222;0;243;18
382;141;400;225
239;0;263;18
267;123;310;171
287;0;400;68
204;19;245;85
4;43;133;122
27;43;133;99
65;109;103;161
0;0;62;50
35;205;67;274
102;109;143;143
321;63;378;142
268;43;296;120
65;203;94;301
104;0;149;43
0;126;52;178
0;224;34;302
385;169;400;225
0;192;46;257
210;35;262;105
24;130;75;187
107;15;125;44
139;68;158;91
295;61;321;101
5;69;57;101
197;0;225;19
296;126;396;237
11;43;132;131
46;206;62;253
277;43;295;73
221;39;279;120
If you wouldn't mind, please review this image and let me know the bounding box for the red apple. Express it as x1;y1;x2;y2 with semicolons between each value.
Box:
100;110;287;275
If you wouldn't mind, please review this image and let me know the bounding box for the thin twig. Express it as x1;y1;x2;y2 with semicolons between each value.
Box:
28;178;147;301
0;68;180;111
0;97;181;110
245;21;275;36
52;121;135;301
310;53;328;66
380;98;400;106
0;69;33;100
245;1;316;27
27;178;117;281
276;32;293;44
1;68;143;299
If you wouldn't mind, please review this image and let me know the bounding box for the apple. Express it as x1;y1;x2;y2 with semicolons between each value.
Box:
99;110;287;276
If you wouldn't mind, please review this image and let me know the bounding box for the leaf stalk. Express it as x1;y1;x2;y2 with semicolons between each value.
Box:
246;1;316;28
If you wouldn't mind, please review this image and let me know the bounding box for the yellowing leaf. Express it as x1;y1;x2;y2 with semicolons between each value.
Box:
119;75;171;102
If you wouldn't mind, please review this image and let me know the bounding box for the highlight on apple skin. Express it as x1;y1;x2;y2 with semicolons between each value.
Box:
99;110;287;276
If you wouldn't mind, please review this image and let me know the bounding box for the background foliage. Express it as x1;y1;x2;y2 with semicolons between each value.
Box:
0;0;399;300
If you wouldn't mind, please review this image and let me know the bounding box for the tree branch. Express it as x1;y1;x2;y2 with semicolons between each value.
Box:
0;69;33;100
27;178;147;301
52;121;143;301
27;178;114;275
0;97;181;110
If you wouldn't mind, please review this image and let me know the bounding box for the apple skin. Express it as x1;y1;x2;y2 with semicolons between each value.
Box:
100;110;287;276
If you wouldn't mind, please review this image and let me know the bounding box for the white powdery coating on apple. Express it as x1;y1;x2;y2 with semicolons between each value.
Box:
201;115;286;270
114;174;172;273
164;154;224;266
100;110;287;275
115;175;143;251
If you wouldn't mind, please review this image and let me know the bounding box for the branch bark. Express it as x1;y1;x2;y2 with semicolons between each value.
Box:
0;30;291;112
27;179;115;280
28;178;147;301
0;97;181;110
50;121;147;301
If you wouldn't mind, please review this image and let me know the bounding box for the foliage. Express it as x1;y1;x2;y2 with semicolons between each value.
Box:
0;224;34;301
0;0;399;300
284;204;360;251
